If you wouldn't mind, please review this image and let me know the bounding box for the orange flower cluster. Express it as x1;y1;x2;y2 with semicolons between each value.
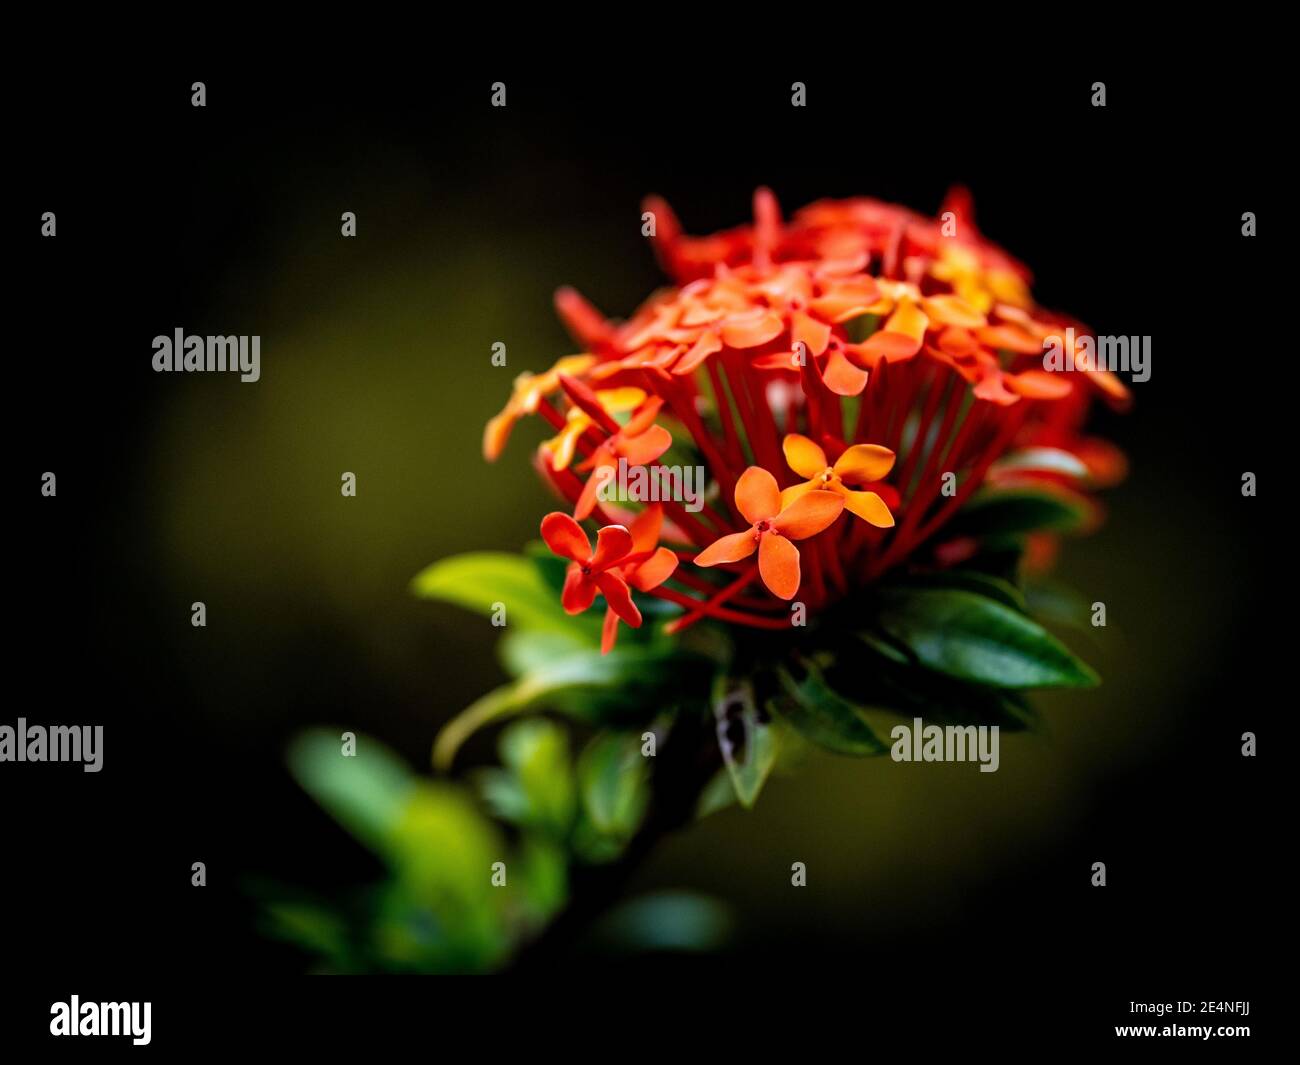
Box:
487;189;1128;649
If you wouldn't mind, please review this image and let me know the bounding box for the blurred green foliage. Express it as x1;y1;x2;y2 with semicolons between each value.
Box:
265;490;1105;970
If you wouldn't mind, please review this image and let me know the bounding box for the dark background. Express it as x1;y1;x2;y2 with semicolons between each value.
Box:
5;54;1281;1043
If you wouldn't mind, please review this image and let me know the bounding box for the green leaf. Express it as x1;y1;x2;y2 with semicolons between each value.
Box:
262;900;350;959
945;485;1091;540
868;665;1044;735
495;719;576;836
884;569;1026;613
432;644;680;769
577;732;648;838
287;731;507;921
768;658;890;756
288;730;415;854
498;629;592;678
515;837;568;922
474;768;532;823
874;587;1098;689
856;629;913;666
695;768;739;819
411;551;594;632
712;673;778;808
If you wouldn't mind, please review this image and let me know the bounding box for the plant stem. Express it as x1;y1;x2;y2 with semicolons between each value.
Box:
507;711;721;970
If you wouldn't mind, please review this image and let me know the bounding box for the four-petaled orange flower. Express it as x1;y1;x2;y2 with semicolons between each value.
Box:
696;467;844;600
599;505;678;652
780;434;896;527
542;511;643;625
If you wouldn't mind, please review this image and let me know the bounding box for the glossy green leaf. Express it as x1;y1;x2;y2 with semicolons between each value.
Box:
515;836;568;922
885;569;1026;612
577;732;648;837
411;551;594;632
496;719;576;836
874;587;1098;689
288;729;415;854
945;485;1091;540
712;673;778;808
768;658;889;756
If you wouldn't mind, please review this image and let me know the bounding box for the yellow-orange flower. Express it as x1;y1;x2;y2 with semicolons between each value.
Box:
695;467;844;600
779;434;896;526
483;354;597;461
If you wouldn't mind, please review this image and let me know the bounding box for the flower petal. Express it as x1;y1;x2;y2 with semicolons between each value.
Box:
809;279;880;323
858;329;922;364
973;371;1020;405
590;524;634;571
976;324;1043;355
720;311;784;349
601;606;620;654
620;396;664;436
573;464;614;520
734;466;782;525
596;573;641;626
752;350;804;371
540;511;591;562
627;504;663;554
1005;370;1073;400
771;489;845;539
843;489;895;527
695;531;758;567
937;325;981;358
883;300;929;342
597;388;648;414
758;533;801;600
561;564;597;613
1086;368;1133;409
833;443;896;483
922;294;987;329
483;411;514;462
820;348;869;396
629;546;677;591
672;330;723;375
792;309;831;357
618;423;673;465
782;433;828;479
779;479;818;510
547;417;589;471
554;288;613;349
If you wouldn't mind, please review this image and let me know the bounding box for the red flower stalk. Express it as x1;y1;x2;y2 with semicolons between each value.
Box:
493;189;1128;650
